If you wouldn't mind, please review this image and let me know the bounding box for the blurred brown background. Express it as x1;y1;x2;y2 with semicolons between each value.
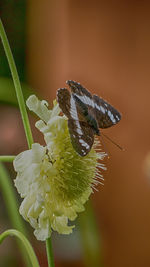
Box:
1;1;150;266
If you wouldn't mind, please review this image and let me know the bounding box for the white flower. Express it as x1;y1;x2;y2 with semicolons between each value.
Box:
13;95;106;241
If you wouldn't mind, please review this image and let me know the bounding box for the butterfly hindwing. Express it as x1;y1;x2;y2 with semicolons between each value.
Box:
93;94;121;129
68;119;94;156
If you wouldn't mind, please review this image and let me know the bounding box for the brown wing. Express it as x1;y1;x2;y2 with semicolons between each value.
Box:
57;87;87;121
93;94;121;129
68;119;94;156
57;86;94;156
56;88;71;118
66;80;95;109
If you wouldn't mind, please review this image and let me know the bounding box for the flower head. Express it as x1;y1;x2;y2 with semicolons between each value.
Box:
13;95;106;241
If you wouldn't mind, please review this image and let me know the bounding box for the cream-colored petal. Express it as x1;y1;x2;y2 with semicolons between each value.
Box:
26;95;51;123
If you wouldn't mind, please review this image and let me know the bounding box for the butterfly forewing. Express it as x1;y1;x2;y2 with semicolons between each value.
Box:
67;80;95;109
57;87;89;122
93;94;121;128
56;88;71;118
57;87;93;156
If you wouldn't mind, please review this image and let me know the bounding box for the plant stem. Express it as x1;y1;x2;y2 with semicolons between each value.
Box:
0;156;15;162
46;238;55;267
0;18;33;149
0;229;39;267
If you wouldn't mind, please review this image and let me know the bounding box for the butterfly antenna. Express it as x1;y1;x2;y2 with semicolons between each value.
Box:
101;132;124;151
99;134;110;158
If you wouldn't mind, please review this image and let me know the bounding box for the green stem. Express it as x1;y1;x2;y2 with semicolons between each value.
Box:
0;18;33;149
46;238;55;267
0;156;15;162
79;201;103;267
0;229;39;267
0;18;55;266
0;163;30;266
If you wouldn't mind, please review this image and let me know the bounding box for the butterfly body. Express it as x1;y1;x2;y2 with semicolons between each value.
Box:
57;80;121;156
72;93;100;135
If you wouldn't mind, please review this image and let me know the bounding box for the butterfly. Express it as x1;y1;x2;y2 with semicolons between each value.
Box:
57;80;121;156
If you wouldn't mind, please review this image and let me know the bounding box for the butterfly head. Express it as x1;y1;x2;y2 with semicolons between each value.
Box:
66;80;81;93
66;80;78;86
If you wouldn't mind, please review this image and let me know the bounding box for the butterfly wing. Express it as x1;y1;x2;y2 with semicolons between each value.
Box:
68;119;94;156
66;81;121;129
56;88;71;118
93;94;121;129
57;87;87;121
66;80;95;110
57;87;94;156
66;80;100;134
